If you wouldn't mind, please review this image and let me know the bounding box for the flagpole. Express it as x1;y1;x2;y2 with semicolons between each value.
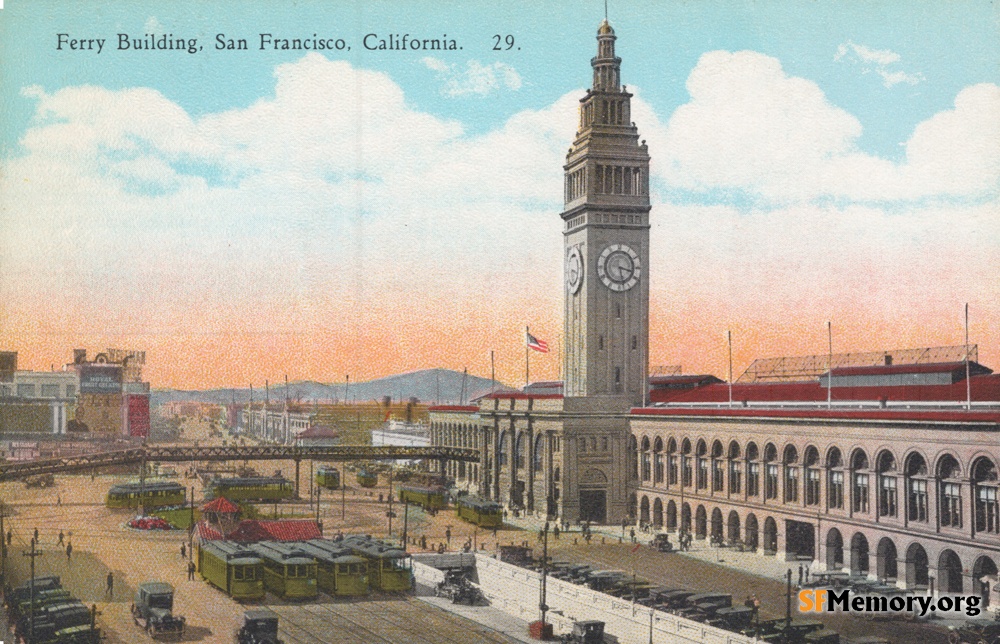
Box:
727;330;733;408
827;321;833;410
491;350;496;398
525;326;530;389
966;304;971;411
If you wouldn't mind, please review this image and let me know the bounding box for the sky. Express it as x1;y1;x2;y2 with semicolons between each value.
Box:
0;0;998;390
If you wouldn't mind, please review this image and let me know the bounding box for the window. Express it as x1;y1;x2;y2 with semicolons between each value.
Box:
785;467;799;503
641;451;650;481
729;461;742;494
853;474;869;513
601;436;608;452
747;463;760;497
712;460;724;492
765;465;779;500
16;383;35;397
554;467;560;482
683;456;693;487
615;303;621;318
806;469;820;506
909;479;928;522
879;476;898;517
941;483;963;528
668;456;678;486
631;335;637;350
40;384;59;398
828;471;844;509
977;486;999;533
599;336;604;350
697;458;708;490
614;367;621;384
654;453;664;484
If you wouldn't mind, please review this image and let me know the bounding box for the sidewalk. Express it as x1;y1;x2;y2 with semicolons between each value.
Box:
415;585;539;643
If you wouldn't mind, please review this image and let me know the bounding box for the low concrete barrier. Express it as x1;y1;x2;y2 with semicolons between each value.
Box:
474;553;757;644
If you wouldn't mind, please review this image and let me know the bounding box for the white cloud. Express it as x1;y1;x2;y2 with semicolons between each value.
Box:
835;41;924;88
648;50;1000;202
422;57;522;97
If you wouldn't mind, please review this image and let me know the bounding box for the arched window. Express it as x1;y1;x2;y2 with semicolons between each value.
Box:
641;436;651;482
905;452;929;522
728;441;742;495
938;454;963;529
711;441;724;492
498;431;509;467
746;442;760;497
653;437;664;484
973;457;999;534
827;447;844;510
533;434;544;472
851;449;870;514
783;444;799;504
667;438;678;486
876;450;898;518
763;443;779;500
804;446;820;506
696;440;708;490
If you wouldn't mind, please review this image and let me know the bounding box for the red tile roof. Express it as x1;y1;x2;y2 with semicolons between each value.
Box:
226;520;322;543
295;425;339;439
201;496;240;513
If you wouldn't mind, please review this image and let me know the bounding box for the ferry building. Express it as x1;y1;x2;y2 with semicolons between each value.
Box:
429;19;1000;603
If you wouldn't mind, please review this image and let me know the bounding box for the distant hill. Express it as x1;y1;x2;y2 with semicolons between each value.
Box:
150;368;507;407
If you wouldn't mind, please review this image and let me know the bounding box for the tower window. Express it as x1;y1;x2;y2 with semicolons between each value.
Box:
598;335;604;350
631;335;637;350
615;303;621;318
615;367;621;383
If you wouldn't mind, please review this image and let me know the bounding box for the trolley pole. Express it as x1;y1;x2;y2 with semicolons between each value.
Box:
539;525;549;627
341;461;346;521
189;486;195;559
387;466;394;537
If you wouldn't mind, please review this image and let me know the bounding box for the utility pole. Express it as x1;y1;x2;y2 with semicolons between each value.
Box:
785;568;792;643
401;499;409;551
341;461;346;520
539;524;549;627
387;465;394;537
24;538;44;643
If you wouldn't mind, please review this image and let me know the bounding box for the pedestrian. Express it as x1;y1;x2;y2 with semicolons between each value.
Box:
553;525;560;539
66;541;72;561
445;527;451;545
187;561;196;581
33;527;39;543
630;527;635;543
492;527;498;540
180;544;186;559
538;528;545;542
798;564;804;586
805;566;810;583
57;531;64;546
6;529;11;546
106;572;114;598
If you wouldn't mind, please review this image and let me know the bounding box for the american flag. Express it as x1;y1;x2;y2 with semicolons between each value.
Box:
526;331;550;353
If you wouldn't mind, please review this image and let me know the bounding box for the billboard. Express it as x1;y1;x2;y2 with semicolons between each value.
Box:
79;365;122;394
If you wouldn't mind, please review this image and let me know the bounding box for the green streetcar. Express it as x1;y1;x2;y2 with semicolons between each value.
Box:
203;476;294;502
105;480;186;509
249;541;319;600
197;541;265;600
398;484;448;511
343;536;412;592
356;469;378;488
298;540;369;596
456;496;504;529
315;465;341;490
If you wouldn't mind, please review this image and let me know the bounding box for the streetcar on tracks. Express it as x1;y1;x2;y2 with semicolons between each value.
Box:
197;541;265;600
397;484;447;511
315;465;341;490
249;542;319;600
343;536;411;592
203;476;294;503
456;496;503;528
356;469;378;488
298;540;369;596
106;480;186;509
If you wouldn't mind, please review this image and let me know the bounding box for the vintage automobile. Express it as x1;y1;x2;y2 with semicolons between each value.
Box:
434;571;483;606
650;533;674;552
560;620;605;644
24;474;55;489
236;609;283;644
707;605;754;632
948;617;1000;644
131;582;186;638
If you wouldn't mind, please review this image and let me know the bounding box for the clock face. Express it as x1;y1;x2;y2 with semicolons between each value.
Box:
597;244;640;292
566;247;583;294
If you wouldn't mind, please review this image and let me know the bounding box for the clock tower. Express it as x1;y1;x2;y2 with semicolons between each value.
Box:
563;18;651;406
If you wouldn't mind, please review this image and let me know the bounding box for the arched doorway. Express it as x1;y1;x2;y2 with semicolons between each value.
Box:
711;508;723;542
727;511;741;543
826;528;844;571
681;503;692;534
938;549;963;593
850;533;870;576
876;537;898;582
653;498;663;528
695;505;707;540
904;543;929;588
628;493;637;522
666;500;677;531
640;495;650;525
973;556;998;609
745;514;759;551
763;517;778;555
